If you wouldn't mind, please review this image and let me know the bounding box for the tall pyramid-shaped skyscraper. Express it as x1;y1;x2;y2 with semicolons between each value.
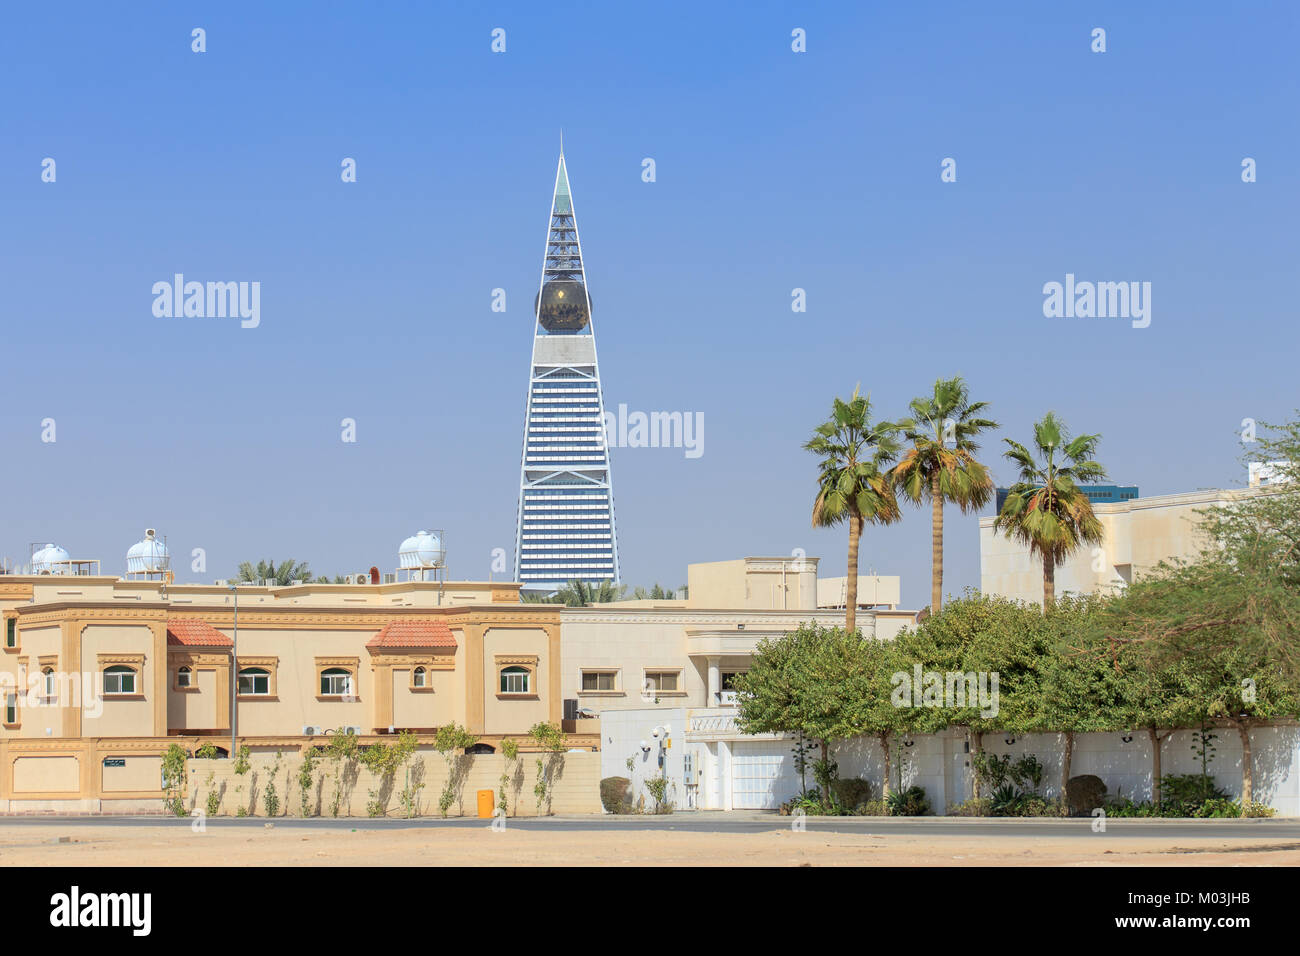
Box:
514;150;621;592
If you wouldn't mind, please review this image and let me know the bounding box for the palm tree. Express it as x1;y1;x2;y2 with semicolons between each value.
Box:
553;579;627;607
890;376;999;614
805;387;902;634
232;559;314;586
993;412;1107;608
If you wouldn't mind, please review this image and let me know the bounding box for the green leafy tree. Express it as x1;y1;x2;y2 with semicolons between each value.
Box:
891;592;1055;800
890;376;998;614
805;387;902;635
993;412;1106;608
528;721;568;813
161;743;189;816
1036;595;1142;799
734;623;882;810
433;723;479;817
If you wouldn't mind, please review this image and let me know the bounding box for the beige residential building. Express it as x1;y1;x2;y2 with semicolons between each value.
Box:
0;549;917;813
0;573;578;809
979;486;1271;605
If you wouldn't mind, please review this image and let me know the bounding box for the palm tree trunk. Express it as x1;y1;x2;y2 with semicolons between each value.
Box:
971;730;983;800
1042;553;1056;609
931;474;944;613
845;515;862;634
1237;722;1253;806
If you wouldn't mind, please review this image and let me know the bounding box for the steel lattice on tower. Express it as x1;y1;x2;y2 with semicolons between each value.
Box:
513;150;621;592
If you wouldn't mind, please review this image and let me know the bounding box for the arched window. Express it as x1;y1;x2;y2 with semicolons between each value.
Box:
237;667;270;696
499;666;530;695
176;665;192;688
42;666;57;701
103;665;137;695
320;668;352;697
412;666;427;688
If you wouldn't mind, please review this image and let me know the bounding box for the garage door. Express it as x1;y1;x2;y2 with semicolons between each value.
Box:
731;741;801;810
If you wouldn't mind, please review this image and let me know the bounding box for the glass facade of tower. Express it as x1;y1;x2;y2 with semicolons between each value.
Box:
514;153;620;591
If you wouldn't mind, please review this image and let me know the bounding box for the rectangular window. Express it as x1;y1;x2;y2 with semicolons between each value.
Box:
103;669;136;695
645;671;678;692
320;671;352;696
238;671;269;695
500;668;530;694
581;671;616;691
4;693;16;724
5;618;15;648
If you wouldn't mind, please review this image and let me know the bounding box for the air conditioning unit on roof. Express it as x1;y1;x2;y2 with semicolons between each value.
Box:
302;725;320;736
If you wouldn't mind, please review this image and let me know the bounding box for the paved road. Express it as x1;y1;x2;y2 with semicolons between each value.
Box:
2;813;1296;839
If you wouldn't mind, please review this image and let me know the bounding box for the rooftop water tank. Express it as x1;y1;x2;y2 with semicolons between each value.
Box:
31;543;71;574
126;529;170;574
398;530;444;570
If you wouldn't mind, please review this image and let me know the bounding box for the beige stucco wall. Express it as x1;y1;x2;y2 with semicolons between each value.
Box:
561;615;699;711
183;749;600;817
979;488;1267;605
4;624;63;738
168;667;218;731
482;627;550;735
687;557;820;611
390;661;459;729
233;629;372;736
81;624;156;737
13;754;80;793
102;753;162;792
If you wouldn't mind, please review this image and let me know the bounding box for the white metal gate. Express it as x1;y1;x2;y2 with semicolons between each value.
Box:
731;741;800;809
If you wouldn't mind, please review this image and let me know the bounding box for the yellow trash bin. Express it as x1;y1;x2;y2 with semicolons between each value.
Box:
476;789;495;819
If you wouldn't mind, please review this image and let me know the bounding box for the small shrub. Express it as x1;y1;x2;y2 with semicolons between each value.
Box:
205;789;221;817
949;798;992;817
645;774;673;814
886;785;930;816
600;776;633;814
831;777;873;813
1194;798;1242;819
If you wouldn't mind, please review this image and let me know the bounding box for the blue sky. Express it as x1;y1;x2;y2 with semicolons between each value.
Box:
1;1;1296;606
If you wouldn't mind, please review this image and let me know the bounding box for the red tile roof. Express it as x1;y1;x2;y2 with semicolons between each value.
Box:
367;621;457;649
166;619;233;648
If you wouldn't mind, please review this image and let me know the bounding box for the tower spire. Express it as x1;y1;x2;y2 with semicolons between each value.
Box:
514;151;621;591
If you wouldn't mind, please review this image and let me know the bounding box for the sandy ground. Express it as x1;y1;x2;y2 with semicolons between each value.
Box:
1;821;1298;866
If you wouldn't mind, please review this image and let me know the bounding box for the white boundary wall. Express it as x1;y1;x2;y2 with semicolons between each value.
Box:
672;724;1300;814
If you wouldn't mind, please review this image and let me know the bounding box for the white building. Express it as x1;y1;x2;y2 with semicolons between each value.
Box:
565;556;918;810
979;485;1272;606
